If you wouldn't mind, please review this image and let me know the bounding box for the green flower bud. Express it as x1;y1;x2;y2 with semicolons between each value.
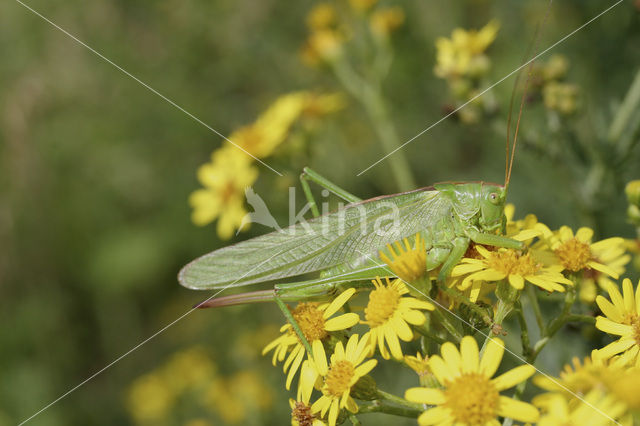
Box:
625;180;640;206
351;375;378;401
628;204;640;227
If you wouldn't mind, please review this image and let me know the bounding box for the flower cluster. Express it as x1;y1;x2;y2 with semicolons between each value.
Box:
258;205;639;425
531;54;580;115
434;21;500;123
189;91;344;238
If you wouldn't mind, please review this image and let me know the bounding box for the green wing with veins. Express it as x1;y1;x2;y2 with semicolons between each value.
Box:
178;188;450;290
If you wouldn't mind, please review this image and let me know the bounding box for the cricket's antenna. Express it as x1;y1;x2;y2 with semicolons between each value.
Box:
505;0;554;189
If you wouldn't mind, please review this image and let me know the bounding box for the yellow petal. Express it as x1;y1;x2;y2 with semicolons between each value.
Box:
596;338;635;359
325;313;359;331
313;340;328;375
508;274;525;290
391;316;414;342
460;336;480;373
328;399;339;426
480;338;504;377
497;396;539;423
286;347;305;390
440;342;462;373
595;317;633;336
587;261;619;279
492;365;535;391
605;281;625;311
405;387;446;405
385;324;403;359
429;355;454;385
354;359;377;377
623;278;636;315
323;287;356;318
595;296;623;322
402;309;428;325
575;227;594;243
417;406;451;425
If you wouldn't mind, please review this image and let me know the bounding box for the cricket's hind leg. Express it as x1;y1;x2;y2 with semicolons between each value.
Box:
300;167;362;217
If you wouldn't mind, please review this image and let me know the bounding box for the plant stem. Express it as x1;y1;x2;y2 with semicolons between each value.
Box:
376;389;425;412
416;322;447;344
433;308;463;343
331;59;416;191
514;300;531;358
526;285;546;336
528;287;577;362
357;400;421;418
608;69;640;144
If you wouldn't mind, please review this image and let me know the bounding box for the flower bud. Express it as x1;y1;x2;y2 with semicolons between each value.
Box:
628;204;640;227
625;180;640;206
351;375;378;401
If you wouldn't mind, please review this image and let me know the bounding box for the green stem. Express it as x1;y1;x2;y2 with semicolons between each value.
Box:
514;300;531;358
529;287;577;362
357;400;421;418
376;389;425;412
416;322;447;344
526;285;546;336
274;295;313;357
433;308;463;343
608;69;640;144
349;414;362;425
481;293;513;355
331;59;416;191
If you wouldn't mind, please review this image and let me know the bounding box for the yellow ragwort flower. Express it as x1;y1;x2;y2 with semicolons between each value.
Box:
262;288;359;389
379;233;427;282
307;334;377;426
434;20;499;80
404;351;431;377
533;355;626;401
306;3;337;31
543;81;579;115
369;7;405;37
452;246;573;297
405;336;539;425
362;277;434;359
189;145;258;239
535;391;628;426
593;278;640;366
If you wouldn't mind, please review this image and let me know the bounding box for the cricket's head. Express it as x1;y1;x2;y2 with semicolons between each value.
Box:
479;183;507;232
435;182;506;232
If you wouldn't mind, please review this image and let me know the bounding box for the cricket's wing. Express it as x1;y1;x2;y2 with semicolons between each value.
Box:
179;189;449;290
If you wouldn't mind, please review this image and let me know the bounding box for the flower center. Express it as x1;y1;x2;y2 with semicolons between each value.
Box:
291;303;327;341
554;238;592;271
632;317;640;346
487;250;539;276
365;285;401;327
380;235;427;282
324;360;355;397
292;401;315;426
443;373;499;424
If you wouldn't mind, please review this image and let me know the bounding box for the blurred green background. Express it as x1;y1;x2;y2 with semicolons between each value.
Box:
1;0;639;425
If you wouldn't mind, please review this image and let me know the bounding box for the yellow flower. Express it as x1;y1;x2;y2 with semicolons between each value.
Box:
535;391;628;426
362;277;434;359
533;355;626;400
307;334;378;426
306;3;337;31
452;246;573;297
543;81;579;114
348;0;377;12
302;30;344;65
593;279;640;366
404;352;431;377
405;336;539;425
126;373;175;424
262;288;359;389
550;227;627;276
301;92;346;118
290;362;327;426
369;7;405;37
189;145;258;238
379;233;427;283
161;346;216;392
434;20;499;80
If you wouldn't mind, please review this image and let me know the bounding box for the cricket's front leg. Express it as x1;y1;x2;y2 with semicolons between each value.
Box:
467;229;525;250
436;236;470;284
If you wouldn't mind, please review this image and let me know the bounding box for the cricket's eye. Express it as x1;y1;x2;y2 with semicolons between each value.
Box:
489;192;499;204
